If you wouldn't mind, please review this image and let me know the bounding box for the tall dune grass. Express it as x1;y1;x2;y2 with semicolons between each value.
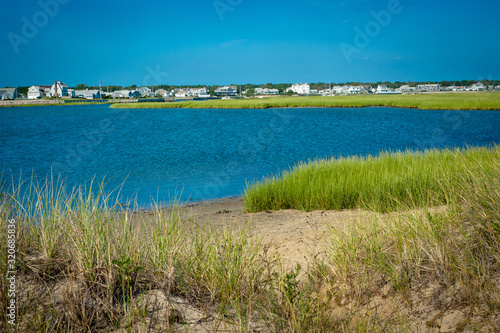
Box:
0;176;333;331
244;146;500;213
111;92;500;110
319;158;500;331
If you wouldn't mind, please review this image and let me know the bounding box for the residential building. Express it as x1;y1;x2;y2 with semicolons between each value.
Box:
332;86;343;94
47;81;70;97
471;82;486;91
254;88;279;95
417;84;440;92
0;88;19;100
74;89;101;99
175;89;190;98
398;85;416;93
377;85;390;93
319;89;332;96
215;85;238;97
190;87;210;98
348;86;362;94
27;85;51;99
138;86;152;96
111;90;140;98
286;83;310;95
154;89;173;98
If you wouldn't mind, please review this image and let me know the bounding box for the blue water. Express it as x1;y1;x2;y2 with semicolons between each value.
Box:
1;105;499;207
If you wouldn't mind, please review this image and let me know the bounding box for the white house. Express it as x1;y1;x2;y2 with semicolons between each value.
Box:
28;85;51;99
286;83;310;95
417;84;440;92
111;90;140;98
319;89;332;96
47;81;69;97
216;86;238;97
348;86;363;94
398;85;416;93
332;86;343;94
138;86;154;97
255;88;279;95
154;89;173;98
175;89;190;98
0;88;19;100
190;87;210;98
471;82;486;91
74;89;101;99
377;85;390;93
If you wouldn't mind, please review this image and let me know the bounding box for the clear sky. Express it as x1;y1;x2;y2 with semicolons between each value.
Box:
1;0;499;87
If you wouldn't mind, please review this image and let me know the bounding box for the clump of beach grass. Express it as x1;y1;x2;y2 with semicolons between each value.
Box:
318;156;500;331
244;145;500;213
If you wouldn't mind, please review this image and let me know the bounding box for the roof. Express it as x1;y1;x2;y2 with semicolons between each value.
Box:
74;90;100;94
0;88;17;94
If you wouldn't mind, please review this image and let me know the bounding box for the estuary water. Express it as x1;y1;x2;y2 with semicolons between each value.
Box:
1;104;499;207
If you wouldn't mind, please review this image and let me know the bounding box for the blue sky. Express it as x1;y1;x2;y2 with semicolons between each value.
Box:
1;0;499;87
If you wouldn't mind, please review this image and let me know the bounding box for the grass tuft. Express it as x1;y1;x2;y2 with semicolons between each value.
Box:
244;145;500;213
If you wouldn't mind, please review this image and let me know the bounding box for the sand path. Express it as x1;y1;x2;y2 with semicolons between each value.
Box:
176;197;367;269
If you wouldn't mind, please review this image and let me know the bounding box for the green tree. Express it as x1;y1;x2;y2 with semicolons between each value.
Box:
245;88;255;97
209;86;217;96
17;86;29;97
75;83;87;90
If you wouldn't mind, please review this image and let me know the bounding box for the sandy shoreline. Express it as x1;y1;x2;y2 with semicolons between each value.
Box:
143;196;368;269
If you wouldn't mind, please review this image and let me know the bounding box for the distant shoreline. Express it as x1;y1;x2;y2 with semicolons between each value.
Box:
2;92;500;110
110;92;500;111
0;100;113;107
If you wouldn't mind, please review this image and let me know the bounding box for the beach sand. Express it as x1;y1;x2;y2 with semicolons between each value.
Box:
165;196;367;270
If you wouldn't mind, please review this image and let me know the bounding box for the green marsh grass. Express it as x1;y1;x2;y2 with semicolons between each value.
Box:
244;146;500;213
111;92;500;110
